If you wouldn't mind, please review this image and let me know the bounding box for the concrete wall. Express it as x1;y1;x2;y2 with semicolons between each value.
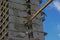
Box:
9;0;44;40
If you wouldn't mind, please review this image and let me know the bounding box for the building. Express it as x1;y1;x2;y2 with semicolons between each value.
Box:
0;0;47;40
0;0;8;40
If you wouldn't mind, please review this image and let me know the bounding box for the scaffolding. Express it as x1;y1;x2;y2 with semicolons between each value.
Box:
0;0;9;40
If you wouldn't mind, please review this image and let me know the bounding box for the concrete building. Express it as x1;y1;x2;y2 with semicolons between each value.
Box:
0;0;47;40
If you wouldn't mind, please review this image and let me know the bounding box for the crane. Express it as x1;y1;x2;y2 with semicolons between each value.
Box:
25;0;53;25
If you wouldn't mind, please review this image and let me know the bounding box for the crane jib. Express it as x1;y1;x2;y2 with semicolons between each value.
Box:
25;0;53;24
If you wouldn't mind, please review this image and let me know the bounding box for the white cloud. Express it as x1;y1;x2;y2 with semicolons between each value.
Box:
53;1;60;11
58;34;60;37
57;24;60;30
56;24;60;37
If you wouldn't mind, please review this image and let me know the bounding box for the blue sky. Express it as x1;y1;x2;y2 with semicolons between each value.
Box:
40;0;60;40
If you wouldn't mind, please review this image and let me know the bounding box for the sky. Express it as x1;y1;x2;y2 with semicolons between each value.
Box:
40;0;60;40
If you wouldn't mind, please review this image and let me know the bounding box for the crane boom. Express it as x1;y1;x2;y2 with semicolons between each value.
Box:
25;0;53;24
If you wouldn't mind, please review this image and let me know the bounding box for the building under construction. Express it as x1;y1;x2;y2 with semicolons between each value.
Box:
0;0;52;40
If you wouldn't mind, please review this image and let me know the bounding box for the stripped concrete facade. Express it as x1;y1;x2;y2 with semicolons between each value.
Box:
0;0;46;40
